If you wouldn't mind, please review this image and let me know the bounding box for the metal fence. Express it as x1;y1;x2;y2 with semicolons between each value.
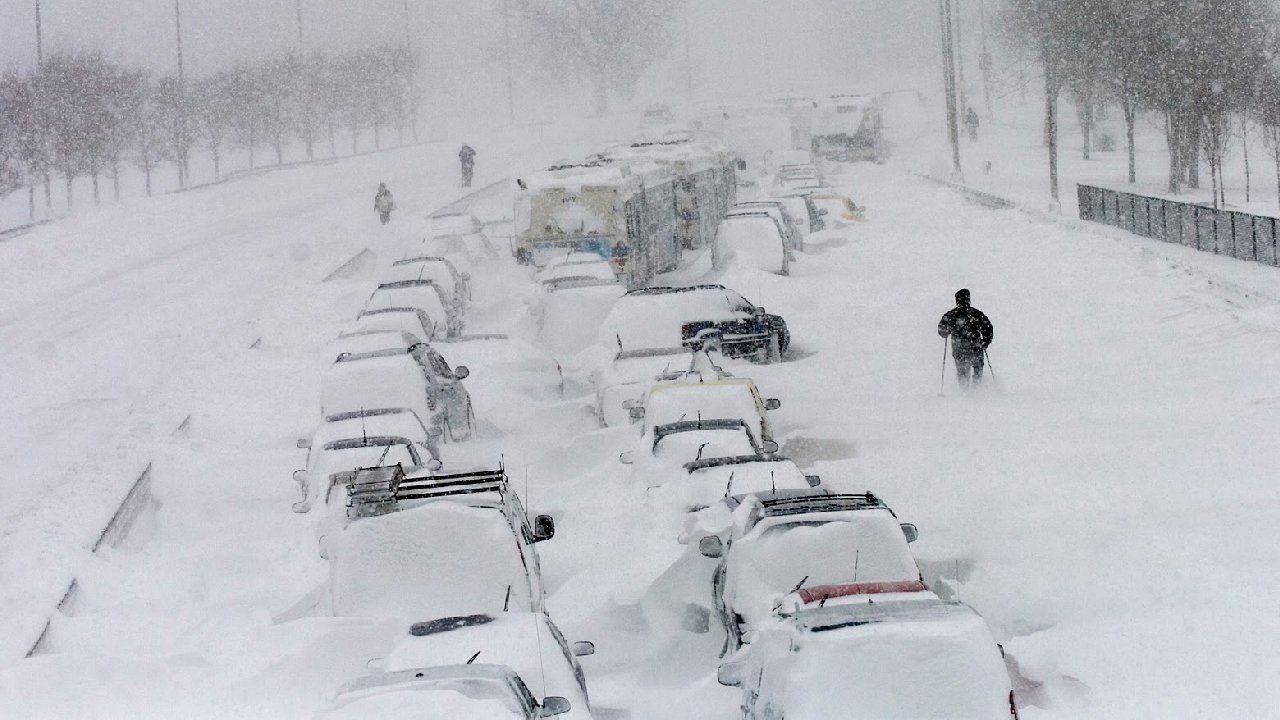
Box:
1077;184;1280;267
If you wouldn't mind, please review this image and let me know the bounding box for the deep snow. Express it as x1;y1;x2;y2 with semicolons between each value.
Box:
1;106;1279;720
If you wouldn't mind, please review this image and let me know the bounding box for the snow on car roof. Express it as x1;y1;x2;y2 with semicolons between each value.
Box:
330;502;535;619
523;160;648;193
599;285;746;350
323;665;529;720
316;413;428;449
368;283;449;323
327;331;417;360
321;352;432;420
646;380;764;439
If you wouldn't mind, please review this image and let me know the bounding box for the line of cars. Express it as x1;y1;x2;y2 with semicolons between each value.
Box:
290;216;599;719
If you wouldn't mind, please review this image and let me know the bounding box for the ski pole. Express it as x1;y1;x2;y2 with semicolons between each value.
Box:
940;337;949;395
984;348;995;380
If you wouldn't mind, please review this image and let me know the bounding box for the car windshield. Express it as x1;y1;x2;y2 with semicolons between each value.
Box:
326;679;525;720
654;428;756;463
646;384;763;441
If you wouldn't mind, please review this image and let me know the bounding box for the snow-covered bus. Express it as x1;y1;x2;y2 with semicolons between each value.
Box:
603;140;737;250
515;159;679;289
812;94;886;163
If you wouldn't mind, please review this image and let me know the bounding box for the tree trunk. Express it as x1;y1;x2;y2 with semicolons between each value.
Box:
64;170;73;209
212;144;221;180
92;172;100;205
351;120;359;155
1044;56;1060;205
112;160;120;202
1166;111;1181;193
1242;116;1252;204
28;184;35;222
249;125;257;169
328;120;336;156
1078;92;1092;160
1124;99;1137;184
44;173;52;210
1186;113;1201;189
144;157;153;196
275;136;283;165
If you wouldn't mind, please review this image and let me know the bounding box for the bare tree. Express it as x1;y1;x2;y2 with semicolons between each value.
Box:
522;0;672;114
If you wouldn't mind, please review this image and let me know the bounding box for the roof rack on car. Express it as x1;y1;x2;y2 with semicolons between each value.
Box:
756;492;886;517
341;464;509;519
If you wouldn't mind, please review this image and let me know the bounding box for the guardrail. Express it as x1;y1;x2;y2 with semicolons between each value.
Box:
1077;184;1280;267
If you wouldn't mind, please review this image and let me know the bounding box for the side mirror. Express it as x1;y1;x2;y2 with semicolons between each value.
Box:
741;630;760;645
900;523;919;543
621;399;638;410
296;438;311;449
717;661;746;687
735;159;747;170
532;514;556;543
628;406;646;420
453;365;470;380
699;535;724;558
427;426;444;438
764;398;781;411
761;440;780;454
805;474;821;488
753;306;767;315
570;641;595;657
291;469;311;513
618;450;635;465
537;697;572;717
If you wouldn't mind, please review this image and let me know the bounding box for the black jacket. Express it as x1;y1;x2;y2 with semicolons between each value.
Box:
938;304;993;350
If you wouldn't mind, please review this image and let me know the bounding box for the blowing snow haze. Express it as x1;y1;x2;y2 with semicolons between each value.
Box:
3;0;1280;718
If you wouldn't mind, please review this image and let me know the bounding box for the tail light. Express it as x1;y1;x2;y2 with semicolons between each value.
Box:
1009;690;1020;719
681;323;693;338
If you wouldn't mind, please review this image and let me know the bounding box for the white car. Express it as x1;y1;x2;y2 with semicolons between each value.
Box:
292;407;442;515
537;280;626;357
591;346;695;427
713;214;790;275
633;376;781;447
536;251;616;280
718;596;1019;719
387;255;472;310
329;466;554;619
597;285;789;362
619;418;778;476
696;489;924;649
741;198;813;249
350;307;437;345
320;345;474;443
367;280;459;339
725;203;800;250
653;454;818;515
380;612;596;720
317;664;573;719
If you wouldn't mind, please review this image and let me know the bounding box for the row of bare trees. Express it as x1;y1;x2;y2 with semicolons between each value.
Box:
0;45;419;219
1001;0;1280;208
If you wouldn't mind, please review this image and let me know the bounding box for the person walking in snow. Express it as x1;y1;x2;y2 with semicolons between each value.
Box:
937;288;994;388
459;144;476;188
374;182;396;224
964;107;981;142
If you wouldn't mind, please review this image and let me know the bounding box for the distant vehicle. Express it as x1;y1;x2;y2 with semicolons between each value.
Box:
618;418;778;471
368;279;462;339
316;664;573;719
537;256;617;286
291;406;442;516
807;190;866;227
388;256;472;311
380;612;597;720
812;94;886;163
425;213;485;237
727;201;803;250
714;214;791;276
761;195;823;242
320;345;474;443
772;163;823;193
598;285;789;364
601;140;737;250
696;489;924;649
328;465;555;619
717;596;1019;719
721;113;795;186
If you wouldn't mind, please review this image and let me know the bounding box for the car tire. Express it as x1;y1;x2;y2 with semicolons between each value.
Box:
766;333;783;364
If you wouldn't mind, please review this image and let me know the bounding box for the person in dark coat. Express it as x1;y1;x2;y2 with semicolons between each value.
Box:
964;107;980;141
374;183;396;224
938;288;994;388
459;144;476;187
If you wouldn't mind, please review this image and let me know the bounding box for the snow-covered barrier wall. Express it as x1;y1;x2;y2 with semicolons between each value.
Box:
1078;184;1280;267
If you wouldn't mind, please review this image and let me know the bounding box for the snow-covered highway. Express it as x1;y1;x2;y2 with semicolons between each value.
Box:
3;139;1279;718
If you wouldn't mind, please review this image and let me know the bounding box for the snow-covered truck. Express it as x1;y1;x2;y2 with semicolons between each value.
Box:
514;159;678;290
601;140;737;250
812;94;886;163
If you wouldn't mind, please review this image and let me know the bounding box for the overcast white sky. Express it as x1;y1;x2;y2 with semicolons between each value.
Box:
0;0;958;114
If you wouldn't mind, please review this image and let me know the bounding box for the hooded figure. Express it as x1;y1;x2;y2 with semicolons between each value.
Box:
374;183;395;224
937;288;994;388
459;144;476;187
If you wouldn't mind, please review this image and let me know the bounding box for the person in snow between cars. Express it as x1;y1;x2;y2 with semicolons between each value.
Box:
938;288;994;388
459;144;476;188
964;107;981;141
374;183;396;224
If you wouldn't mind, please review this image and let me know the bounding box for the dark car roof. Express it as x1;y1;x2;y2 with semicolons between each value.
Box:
682;453;791;472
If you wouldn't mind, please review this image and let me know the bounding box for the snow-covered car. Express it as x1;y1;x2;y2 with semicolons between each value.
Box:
725;202;800;250
425;212;484;237
320;345;474;443
380;612;596;720
807;190;865;226
367;279;460;339
351;307;437;345
328;466;554;619
619;418;778;474
743;198;816;249
388;256;472;310
773;163;822;192
653;454;819;514
591;346;695;427
434;333;565;403
713;214;790;276
291;407;442;514
717;596;1020;720
317;664;573;719
326;330;423;363
633;377;781;446
536;251;616;279
598;285;789;363
537;280;627;357
696;489;924;649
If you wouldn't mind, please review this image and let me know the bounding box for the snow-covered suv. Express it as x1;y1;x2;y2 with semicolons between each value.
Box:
599;285;789;364
318;664;574;719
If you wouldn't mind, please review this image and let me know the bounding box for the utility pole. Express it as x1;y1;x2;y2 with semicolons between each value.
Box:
683;0;694;100
503;0;516;123
175;0;188;187
760;0;775;95
939;0;962;180
954;0;967;118
404;0;418;142
296;0;304;51
35;0;44;63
